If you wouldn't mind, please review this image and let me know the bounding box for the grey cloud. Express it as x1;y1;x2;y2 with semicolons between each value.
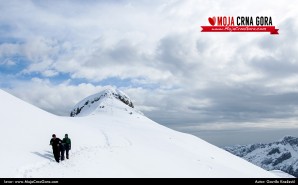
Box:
196;39;210;54
155;34;204;80
108;41;139;62
57;39;168;83
244;18;298;78
138;80;298;129
250;56;298;77
201;85;298;119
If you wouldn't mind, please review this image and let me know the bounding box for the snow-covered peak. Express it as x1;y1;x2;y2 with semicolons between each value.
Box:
70;88;136;117
279;136;298;145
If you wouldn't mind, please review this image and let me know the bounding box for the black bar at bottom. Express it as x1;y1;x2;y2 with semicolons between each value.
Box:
0;178;297;184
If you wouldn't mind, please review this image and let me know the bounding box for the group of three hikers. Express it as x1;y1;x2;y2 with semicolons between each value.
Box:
50;134;71;163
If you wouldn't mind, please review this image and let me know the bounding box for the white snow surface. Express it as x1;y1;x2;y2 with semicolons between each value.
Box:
0;89;278;178
271;170;295;178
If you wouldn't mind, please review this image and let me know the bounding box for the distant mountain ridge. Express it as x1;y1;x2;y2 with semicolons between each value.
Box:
224;136;298;177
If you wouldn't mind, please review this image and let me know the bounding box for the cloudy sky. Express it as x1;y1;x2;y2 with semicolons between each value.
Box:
1;0;298;145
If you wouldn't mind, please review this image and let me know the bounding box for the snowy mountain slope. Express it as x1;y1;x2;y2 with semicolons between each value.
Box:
0;89;278;178
224;136;298;177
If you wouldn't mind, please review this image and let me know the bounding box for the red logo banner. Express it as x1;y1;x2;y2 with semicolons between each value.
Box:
201;26;279;35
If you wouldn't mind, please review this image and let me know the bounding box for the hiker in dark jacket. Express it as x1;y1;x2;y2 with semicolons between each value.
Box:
50;134;62;163
62;134;71;159
60;142;65;161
